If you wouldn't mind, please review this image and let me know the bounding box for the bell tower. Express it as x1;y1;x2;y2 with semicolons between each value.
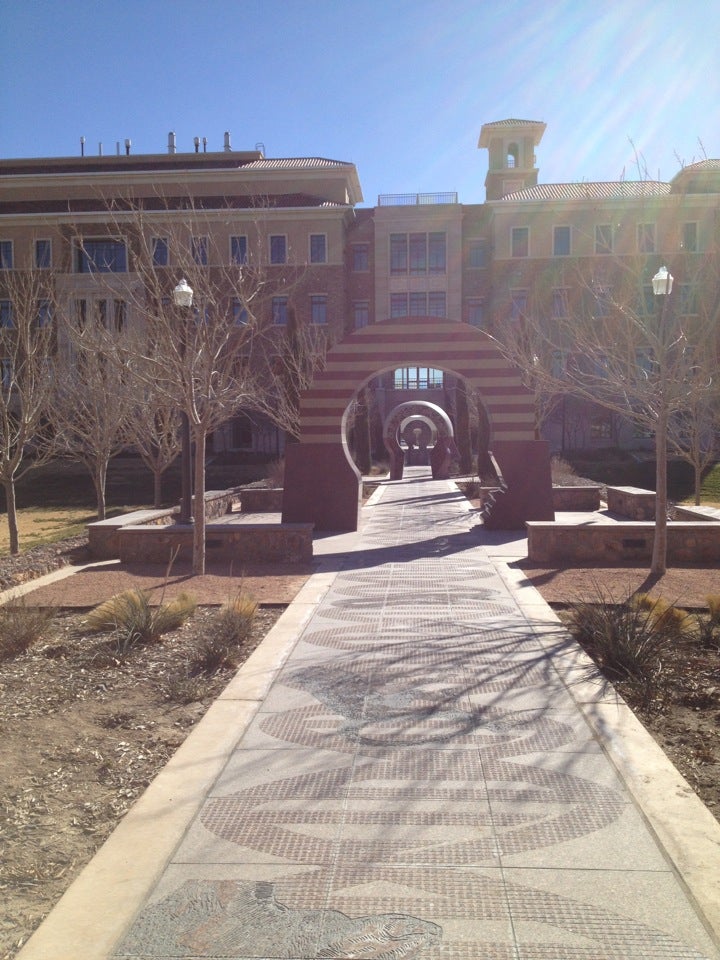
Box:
479;119;546;201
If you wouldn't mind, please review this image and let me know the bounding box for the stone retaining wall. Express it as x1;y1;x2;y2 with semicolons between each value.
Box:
552;485;603;511
606;486;656;520
527;520;720;564
117;522;314;565
239;488;284;513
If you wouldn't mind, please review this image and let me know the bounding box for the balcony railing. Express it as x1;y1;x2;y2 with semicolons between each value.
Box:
377;192;458;206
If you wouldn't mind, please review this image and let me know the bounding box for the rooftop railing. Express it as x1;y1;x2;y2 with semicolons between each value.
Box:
377;192;459;206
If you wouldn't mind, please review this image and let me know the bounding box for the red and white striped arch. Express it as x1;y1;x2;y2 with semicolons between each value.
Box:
298;316;535;444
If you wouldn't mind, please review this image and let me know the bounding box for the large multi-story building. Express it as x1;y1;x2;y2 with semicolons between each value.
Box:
1;119;718;461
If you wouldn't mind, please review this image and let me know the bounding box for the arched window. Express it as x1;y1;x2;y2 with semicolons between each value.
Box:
506;143;519;168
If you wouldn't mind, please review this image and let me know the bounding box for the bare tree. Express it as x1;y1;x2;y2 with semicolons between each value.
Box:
666;360;720;505
0;268;56;553
122;371;181;507
50;317;135;521
494;257;720;575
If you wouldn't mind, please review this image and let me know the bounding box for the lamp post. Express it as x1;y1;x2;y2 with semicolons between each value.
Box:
172;278;194;524
650;265;674;576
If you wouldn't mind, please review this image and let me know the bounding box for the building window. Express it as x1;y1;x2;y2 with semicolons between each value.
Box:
310;295;327;325
352;244;369;271
590;415;613;440
427;291;446;317
510;290;528;321
272;296;288;325
551;288;569;319
230;235;248;265
506;143;519;168
96;298;126;331
390;293;408;318
591;284;611;317
511;227;529;258
640;285;655;315
682;222;698;252
468;240;487;269
467;299;485;328
269;235;287;265
637;223;655;254
428;232;446;274
309;234;326;264
393;367;444;389
0;300;13;328
35;239;51;269
409;292;426;316
390;234;408;274
0;241;13;269
76;239;127;273
36;299;53;327
551;350;567;379
353;301;369;328
409;233;426;275
191;236;208;265
1;358;12;388
152;237;169;267
595;224;613;254
679;283;697;315
232;298;248;325
553;226;571;257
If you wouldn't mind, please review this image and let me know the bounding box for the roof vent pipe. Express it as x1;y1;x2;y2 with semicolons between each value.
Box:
224;131;232;152
80;136;85;157
125;138;131;156
168;131;177;154
99;142;103;156
194;136;200;153
203;137;207;152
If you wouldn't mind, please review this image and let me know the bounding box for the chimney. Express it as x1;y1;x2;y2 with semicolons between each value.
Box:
168;131;177;154
224;131;232;152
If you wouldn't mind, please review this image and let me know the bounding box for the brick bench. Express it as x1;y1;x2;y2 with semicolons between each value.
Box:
527;520;720;564
117;520;314;564
606;486;656;520
87;488;245;560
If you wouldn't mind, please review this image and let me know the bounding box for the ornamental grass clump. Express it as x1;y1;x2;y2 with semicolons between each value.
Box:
567;587;691;699
192;592;258;675
0;599;54;661
84;588;196;651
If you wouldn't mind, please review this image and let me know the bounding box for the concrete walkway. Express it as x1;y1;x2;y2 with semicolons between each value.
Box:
17;470;720;959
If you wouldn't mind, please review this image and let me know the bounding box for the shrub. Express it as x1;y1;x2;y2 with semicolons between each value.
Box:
191;592;258;675
567;588;691;699
0;599;54;661
84;589;196;649
550;456;578;484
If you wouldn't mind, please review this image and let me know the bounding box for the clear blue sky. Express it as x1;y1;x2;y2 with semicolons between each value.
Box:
1;0;718;206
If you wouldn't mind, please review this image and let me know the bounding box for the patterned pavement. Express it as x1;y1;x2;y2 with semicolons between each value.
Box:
89;471;719;958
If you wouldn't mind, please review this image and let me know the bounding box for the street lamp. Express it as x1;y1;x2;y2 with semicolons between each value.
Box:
652;265;674;297
650;265;674;575
172;278;194;524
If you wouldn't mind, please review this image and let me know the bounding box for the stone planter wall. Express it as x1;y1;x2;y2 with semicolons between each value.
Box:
606;486;656;520
552;485;603;511
527;520;720;564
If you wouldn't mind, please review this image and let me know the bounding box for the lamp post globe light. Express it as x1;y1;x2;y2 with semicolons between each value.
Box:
651;265;673;576
172;279;194;524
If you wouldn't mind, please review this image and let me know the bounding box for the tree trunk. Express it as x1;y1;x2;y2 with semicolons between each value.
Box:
4;478;20;556
153;466;163;508
694;461;702;506
651;408;668;576
192;428;206;576
93;462;108;522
